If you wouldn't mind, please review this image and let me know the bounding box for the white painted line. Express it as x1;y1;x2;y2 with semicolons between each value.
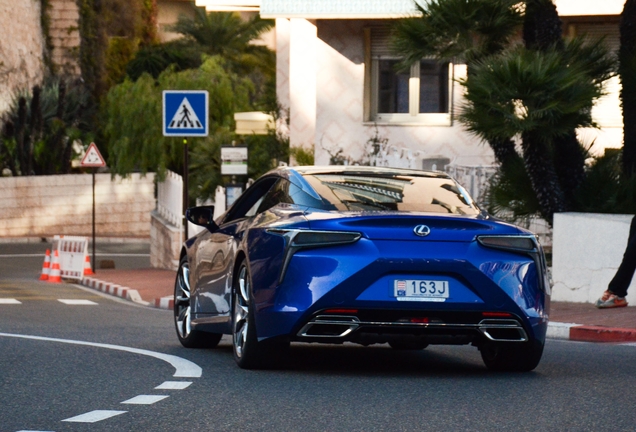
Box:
155;381;192;390
121;395;169;405
0;254;53;258
16;430;55;431
62;409;126;423
0;299;21;304
57;299;99;305
0;332;203;378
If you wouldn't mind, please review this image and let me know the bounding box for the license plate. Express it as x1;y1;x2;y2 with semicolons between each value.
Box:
394;279;449;302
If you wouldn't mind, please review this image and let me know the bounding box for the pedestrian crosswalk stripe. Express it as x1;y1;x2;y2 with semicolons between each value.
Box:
62;410;126;423
155;381;192;390
58;299;98;305
121;395;169;405
0;299;21;304
168;97;202;129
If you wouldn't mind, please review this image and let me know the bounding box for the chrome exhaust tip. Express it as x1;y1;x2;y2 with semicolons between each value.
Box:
478;319;528;342
298;315;360;338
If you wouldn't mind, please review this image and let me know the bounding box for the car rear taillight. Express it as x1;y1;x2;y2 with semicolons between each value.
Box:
292;230;361;246
477;235;536;252
267;229;362;284
477;234;551;293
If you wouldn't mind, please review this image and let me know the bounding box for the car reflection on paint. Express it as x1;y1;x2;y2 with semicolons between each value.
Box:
173;166;550;371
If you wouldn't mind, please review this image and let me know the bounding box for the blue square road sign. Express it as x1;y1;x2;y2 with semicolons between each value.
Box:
163;90;209;137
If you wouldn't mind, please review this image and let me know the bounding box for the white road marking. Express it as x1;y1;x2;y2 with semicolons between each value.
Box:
121;395;169;405
16;430;55;432
0;332;202;378
57;299;98;305
155;381;192;390
62;410;127;423
0;299;21;304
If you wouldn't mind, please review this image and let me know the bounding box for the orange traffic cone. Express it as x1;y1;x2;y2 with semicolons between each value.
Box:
48;250;62;283
83;254;94;276
39;249;51;280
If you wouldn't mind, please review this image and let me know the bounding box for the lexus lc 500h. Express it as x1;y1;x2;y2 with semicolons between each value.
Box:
173;166;550;371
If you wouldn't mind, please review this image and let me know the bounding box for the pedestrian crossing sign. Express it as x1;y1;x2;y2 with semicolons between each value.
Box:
163;90;209;137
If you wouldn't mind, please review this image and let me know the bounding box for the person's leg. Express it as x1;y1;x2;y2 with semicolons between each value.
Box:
607;216;636;297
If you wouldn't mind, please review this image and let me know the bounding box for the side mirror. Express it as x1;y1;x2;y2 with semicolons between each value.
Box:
186;206;219;231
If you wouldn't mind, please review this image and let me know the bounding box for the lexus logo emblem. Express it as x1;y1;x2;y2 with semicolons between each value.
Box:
414;225;431;237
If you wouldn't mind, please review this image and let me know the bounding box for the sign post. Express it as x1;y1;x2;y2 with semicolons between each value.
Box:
80;142;106;273
163;90;209;239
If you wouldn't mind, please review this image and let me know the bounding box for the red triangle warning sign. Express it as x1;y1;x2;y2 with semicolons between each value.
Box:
80;142;106;167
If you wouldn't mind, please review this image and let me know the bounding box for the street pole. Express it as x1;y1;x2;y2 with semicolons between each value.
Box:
183;138;189;240
92;167;96;273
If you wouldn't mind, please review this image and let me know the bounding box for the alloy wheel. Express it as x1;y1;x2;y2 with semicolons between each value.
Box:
175;262;192;339
233;265;250;359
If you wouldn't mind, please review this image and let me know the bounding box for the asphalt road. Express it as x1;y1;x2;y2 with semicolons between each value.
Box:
2;245;636;431
0;241;151;279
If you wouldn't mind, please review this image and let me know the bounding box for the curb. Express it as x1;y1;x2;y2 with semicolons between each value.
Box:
547;322;636;343
81;276;151;307
154;296;174;310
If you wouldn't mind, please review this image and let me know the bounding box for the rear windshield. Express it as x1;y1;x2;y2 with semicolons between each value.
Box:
300;173;479;215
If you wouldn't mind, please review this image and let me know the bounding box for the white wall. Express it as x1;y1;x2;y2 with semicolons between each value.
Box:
312;20;495;167
0;173;155;238
288;18;317;150
552;213;635;305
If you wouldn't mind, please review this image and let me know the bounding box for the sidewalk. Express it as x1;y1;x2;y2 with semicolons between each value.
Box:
79;268;636;343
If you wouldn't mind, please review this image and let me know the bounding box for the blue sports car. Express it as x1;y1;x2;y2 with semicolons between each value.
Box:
174;166;550;371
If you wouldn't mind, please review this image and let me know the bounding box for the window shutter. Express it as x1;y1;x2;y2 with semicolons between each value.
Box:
369;25;396;58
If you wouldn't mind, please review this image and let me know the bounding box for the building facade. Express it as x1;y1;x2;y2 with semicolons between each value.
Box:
258;0;626;172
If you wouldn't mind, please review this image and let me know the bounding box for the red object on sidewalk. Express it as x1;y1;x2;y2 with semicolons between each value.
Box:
83;254;94;276
48;250;62;283
39;249;51;281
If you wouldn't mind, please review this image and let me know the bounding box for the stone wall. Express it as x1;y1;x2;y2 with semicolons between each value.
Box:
552;212;635;305
49;0;81;75
0;173;156;238
0;0;45;114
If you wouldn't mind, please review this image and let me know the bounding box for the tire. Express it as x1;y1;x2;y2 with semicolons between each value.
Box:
174;257;222;349
388;341;428;350
232;260;288;369
480;340;544;372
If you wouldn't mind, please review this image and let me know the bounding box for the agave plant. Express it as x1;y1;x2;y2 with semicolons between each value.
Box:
0;78;93;176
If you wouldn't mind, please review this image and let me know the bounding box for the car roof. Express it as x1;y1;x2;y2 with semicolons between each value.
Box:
272;165;451;179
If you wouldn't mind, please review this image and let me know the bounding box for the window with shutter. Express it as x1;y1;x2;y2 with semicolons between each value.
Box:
365;25;453;125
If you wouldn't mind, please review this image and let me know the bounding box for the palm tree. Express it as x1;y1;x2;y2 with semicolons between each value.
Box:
171;8;274;75
392;0;523;167
460;41;614;222
620;0;636;177
394;0;614;224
